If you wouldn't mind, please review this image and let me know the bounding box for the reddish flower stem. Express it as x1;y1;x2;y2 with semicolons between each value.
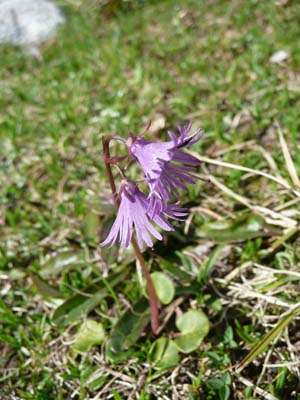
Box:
101;136;160;335
130;237;160;335
102;136;119;204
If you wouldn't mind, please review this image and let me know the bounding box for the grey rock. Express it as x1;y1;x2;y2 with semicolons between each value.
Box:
0;0;65;56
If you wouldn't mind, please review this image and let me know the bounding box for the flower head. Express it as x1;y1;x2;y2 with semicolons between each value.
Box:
126;121;202;215
100;180;177;250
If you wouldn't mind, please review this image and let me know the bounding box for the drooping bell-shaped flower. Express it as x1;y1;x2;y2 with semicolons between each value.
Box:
100;180;184;250
126;121;203;216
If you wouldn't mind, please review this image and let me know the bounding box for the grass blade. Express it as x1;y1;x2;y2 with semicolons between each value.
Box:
236;303;300;373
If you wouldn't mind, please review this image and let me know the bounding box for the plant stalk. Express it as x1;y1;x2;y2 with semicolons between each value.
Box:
101;136;160;335
131;237;160;335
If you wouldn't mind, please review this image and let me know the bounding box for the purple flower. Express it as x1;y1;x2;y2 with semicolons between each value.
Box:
100;180;183;250
126;121;203;215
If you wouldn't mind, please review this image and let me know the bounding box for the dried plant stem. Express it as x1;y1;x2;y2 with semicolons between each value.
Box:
101;136;160;335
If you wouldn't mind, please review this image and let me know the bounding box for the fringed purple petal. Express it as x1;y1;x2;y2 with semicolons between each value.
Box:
175;121;203;148
100;210;123;248
152;212;174;231
171;149;201;165
164;202;188;221
167;129;177;144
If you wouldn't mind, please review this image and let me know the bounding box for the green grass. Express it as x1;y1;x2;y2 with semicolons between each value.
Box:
1;0;300;398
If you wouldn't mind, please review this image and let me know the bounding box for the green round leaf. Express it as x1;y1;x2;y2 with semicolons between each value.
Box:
72;320;105;353
207;378;225;390
151;272;175;305
149;337;179;370
175;309;210;353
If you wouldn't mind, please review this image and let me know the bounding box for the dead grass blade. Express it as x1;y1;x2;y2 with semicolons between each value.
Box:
189;151;300;198
237;376;279;400
200;170;297;228
203;154;290;188
275;120;300;188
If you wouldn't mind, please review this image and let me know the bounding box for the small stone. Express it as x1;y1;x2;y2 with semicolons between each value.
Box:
270;50;290;64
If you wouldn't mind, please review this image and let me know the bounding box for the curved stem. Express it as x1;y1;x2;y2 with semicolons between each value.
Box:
131;238;160;335
102;136;119;204
101;135;160;335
